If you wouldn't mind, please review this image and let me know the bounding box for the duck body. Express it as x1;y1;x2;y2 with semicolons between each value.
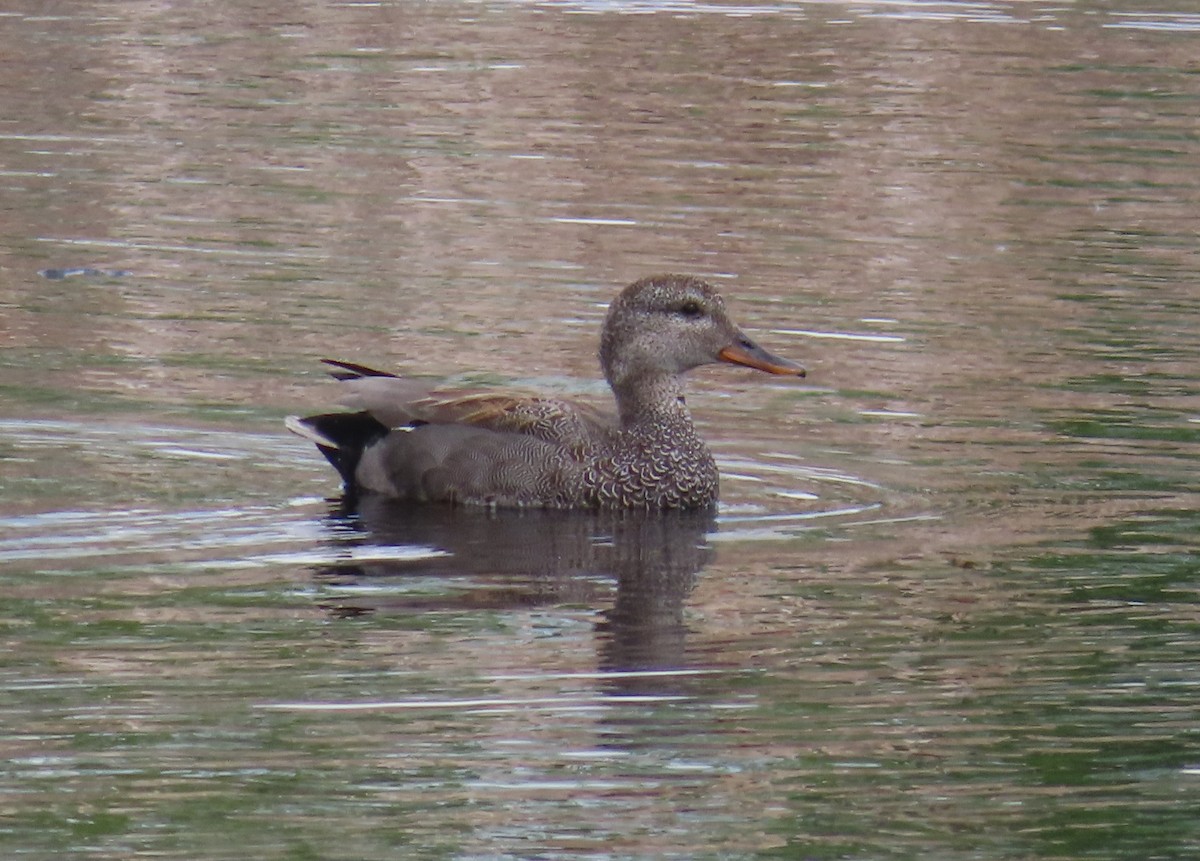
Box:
288;275;804;510
358;409;715;509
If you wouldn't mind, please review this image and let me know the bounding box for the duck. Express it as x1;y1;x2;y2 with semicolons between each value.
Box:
286;274;805;509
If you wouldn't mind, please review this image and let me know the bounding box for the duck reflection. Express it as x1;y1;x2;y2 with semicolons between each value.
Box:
315;496;715;673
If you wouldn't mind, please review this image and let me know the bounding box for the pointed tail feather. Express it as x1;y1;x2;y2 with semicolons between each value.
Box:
320;358;397;381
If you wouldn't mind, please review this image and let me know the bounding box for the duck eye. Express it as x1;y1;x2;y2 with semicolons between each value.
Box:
677;300;704;318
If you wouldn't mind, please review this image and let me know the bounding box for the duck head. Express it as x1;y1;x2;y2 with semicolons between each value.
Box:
599;274;806;391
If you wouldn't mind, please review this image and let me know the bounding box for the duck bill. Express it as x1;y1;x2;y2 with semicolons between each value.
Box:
719;338;806;377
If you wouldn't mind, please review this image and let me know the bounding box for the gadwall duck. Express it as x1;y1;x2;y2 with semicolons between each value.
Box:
287;275;805;509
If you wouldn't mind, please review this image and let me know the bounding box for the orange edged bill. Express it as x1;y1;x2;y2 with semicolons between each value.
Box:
718;335;806;377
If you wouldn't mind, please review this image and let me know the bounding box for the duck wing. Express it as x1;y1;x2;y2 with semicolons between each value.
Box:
321;359;615;450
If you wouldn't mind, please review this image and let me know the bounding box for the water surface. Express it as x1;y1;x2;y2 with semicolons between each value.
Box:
2;1;1199;858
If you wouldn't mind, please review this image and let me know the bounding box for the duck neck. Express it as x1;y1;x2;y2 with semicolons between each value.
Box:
611;372;696;437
